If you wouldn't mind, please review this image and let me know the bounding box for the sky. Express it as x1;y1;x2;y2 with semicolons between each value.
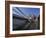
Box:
12;7;40;17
